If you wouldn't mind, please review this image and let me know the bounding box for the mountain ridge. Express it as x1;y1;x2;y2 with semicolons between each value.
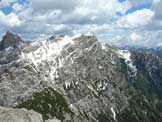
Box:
0;32;162;122
117;45;162;58
0;31;24;51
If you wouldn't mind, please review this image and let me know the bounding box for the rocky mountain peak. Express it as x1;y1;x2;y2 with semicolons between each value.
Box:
0;31;24;51
0;32;162;122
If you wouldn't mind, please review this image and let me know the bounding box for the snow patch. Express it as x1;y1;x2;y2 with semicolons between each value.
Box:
96;81;108;91
4;47;13;52
85;32;94;36
72;33;82;39
49;66;57;81
20;36;75;81
87;84;98;96
118;50;137;77
111;107;117;121
65;81;71;90
118;50;131;62
102;45;106;50
59;35;74;46
110;53;117;65
99;66;103;69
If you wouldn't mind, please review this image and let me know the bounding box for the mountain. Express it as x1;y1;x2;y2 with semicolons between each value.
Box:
0;31;24;51
119;45;162;58
0;32;162;122
0;106;43;122
0;106;61;122
146;46;162;57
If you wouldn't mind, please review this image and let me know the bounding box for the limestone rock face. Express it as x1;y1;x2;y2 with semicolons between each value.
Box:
0;106;43;122
0;32;162;122
45;119;61;122
0;31;24;51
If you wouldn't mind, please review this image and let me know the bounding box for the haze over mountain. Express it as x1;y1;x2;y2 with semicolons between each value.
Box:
118;45;162;58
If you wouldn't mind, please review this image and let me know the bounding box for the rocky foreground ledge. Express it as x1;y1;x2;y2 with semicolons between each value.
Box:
0;106;60;122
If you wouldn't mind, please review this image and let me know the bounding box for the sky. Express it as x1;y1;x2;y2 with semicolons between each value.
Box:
0;0;162;48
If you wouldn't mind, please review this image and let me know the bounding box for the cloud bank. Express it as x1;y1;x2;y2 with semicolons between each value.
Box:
0;0;162;48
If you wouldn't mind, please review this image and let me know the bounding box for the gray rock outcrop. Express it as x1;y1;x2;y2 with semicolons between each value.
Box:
0;31;23;51
0;106;43;122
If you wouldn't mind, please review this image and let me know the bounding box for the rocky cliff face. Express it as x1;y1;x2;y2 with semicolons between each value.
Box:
145;46;162;58
120;46;162;58
0;31;24;51
0;106;43;122
0;106;61;122
0;32;162;122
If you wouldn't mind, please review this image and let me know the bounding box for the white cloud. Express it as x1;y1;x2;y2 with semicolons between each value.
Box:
107;30;162;48
130;32;142;41
28;0;131;24
30;0;81;11
153;0;161;4
68;0;131;24
0;0;16;8
157;42;162;47
0;0;162;48
12;3;23;12
0;11;23;27
130;0;153;6
152;0;162;19
117;9;155;28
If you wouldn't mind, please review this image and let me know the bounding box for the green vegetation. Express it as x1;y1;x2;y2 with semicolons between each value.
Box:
116;58;128;77
117;91;162;122
17;87;73;121
97;112;113;122
117;77;162;122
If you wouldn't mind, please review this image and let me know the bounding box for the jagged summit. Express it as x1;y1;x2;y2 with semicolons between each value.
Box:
0;31;24;51
48;32;96;41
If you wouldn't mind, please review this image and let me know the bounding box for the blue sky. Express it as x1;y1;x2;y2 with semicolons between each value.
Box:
126;2;152;14
0;0;162;47
0;0;28;14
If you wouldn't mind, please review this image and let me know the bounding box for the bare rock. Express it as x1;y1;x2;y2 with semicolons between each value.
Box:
0;106;43;122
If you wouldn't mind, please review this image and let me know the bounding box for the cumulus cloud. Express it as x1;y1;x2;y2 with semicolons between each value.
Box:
30;0;81;11
0;0;16;8
12;3;23;12
0;11;23;27
27;0;131;25
0;0;162;48
108;29;162;48
60;0;131;24
117;9;155;29
130;32;142;41
153;0;162;19
4;0;131;40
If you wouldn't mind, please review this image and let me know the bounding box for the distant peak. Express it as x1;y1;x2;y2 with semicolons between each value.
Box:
6;31;13;35
48;33;95;41
84;32;95;36
0;31;24;51
5;31;21;39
